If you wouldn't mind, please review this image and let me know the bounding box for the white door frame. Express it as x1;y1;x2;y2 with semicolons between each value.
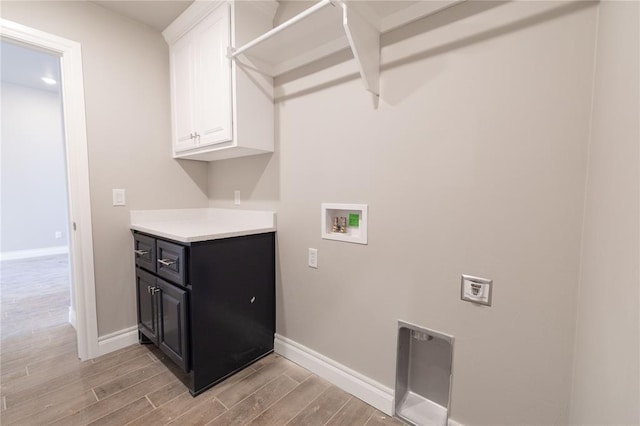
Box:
1;19;99;360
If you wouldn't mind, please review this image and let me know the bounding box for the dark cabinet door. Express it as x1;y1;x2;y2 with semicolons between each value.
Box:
135;268;158;344
157;278;189;372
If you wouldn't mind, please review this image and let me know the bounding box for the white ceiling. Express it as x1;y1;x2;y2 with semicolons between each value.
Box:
1;41;61;93
91;1;194;32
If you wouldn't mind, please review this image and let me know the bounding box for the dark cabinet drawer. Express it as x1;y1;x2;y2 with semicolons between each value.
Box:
157;240;187;286
134;233;156;273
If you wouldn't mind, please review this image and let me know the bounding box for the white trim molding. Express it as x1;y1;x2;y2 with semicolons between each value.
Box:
1;19;99;361
97;326;138;357
68;306;77;329
0;246;68;261
274;334;394;415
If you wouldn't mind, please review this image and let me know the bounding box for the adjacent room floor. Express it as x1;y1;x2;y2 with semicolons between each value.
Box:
1;254;71;339
0;255;399;425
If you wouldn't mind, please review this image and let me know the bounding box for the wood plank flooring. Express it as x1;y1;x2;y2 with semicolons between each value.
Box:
1;255;402;425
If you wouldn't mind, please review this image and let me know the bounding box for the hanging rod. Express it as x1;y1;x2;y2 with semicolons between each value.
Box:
229;0;336;59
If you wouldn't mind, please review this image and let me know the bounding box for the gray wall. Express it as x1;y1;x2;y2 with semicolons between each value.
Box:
1;82;69;252
569;1;640;424
0;1;209;336
208;2;599;424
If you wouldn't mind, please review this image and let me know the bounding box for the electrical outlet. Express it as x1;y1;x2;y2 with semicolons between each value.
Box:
308;248;318;269
234;190;241;205
461;274;493;306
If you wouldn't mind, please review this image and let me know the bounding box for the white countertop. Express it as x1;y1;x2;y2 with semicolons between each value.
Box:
130;208;276;243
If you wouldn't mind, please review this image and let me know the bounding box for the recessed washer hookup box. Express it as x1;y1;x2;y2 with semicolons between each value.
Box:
395;321;454;426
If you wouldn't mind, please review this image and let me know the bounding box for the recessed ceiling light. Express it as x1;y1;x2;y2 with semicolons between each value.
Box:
41;76;57;85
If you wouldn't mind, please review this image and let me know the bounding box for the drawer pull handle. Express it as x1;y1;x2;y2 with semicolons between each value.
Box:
134;249;149;256
158;258;176;267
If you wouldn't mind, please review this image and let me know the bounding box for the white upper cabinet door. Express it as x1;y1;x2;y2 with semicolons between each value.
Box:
170;33;197;153
193;5;233;148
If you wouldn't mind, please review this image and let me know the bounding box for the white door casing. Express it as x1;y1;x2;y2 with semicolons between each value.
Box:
0;19;99;360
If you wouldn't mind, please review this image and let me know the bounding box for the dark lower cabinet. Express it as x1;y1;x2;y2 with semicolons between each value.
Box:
133;231;275;396
135;268;189;372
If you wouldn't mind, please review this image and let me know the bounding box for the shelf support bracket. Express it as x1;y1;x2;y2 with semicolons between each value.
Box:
342;2;380;99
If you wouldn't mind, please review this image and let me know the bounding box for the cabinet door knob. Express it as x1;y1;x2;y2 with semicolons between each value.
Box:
158;258;176;267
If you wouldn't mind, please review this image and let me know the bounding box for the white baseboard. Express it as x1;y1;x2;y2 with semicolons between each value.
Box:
274;334;464;426
68;306;76;329
274;334;395;416
97;326;138;357
0;246;69;261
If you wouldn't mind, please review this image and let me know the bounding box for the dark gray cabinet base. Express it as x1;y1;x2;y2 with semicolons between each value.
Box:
134;231;275;396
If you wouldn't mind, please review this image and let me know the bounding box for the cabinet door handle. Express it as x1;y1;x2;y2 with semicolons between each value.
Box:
151;287;161;295
147;285;151;294
134;249;149;256
157;258;176;266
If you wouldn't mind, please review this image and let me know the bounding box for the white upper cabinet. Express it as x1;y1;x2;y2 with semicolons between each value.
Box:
164;1;275;162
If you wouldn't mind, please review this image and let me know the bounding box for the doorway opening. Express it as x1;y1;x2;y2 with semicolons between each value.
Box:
0;40;74;346
0;19;98;361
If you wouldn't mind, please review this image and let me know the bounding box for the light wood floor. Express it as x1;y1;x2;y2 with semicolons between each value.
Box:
0;255;401;425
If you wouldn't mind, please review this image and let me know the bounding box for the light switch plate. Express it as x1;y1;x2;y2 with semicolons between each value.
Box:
112;189;126;206
461;274;492;306
308;248;318;268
